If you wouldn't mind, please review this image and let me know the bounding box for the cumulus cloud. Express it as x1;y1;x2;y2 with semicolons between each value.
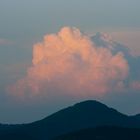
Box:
7;27;129;99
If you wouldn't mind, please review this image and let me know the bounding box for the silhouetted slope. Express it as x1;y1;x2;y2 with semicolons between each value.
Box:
132;114;140;121
54;127;140;140
0;100;140;140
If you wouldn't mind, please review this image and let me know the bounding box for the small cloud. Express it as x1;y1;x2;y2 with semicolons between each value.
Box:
0;38;13;46
130;81;140;90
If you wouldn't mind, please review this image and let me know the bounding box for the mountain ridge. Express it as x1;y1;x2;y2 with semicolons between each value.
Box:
0;100;140;140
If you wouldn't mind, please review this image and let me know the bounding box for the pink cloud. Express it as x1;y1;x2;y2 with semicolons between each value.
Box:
7;27;129;99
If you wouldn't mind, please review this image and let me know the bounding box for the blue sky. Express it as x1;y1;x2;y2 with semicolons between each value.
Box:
0;0;140;123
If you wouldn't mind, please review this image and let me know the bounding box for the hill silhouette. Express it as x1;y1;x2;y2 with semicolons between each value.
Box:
54;126;140;140
0;100;140;140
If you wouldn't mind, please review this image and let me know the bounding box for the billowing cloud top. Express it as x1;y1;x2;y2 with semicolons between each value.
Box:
7;27;130;99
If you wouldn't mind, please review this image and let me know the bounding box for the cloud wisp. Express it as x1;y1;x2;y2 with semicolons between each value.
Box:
0;38;13;46
7;27;129;99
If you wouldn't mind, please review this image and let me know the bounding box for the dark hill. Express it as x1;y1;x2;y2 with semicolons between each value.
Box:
54;127;140;140
0;100;140;140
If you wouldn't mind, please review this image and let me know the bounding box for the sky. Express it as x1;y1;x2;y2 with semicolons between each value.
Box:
0;0;140;123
